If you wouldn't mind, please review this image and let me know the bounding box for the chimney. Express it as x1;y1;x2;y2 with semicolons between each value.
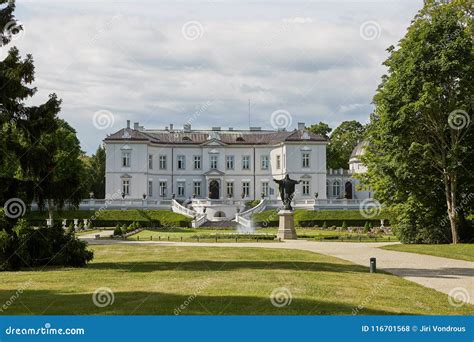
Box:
133;122;139;130
298;122;305;130
126;120;130;129
229;127;233;131
170;123;174;131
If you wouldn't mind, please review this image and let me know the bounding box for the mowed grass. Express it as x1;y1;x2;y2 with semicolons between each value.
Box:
381;244;474;262
128;228;397;243
0;245;472;315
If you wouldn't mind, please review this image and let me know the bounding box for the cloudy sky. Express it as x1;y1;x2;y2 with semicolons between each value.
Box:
8;0;423;154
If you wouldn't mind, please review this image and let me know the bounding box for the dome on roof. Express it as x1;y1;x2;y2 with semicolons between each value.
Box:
350;140;369;159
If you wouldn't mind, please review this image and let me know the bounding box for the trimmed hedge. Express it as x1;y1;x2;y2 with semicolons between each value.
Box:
26;210;191;228
252;210;390;228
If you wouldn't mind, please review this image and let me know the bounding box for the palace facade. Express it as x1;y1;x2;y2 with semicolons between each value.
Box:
104;121;371;204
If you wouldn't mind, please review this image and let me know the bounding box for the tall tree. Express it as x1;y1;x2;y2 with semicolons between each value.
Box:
85;145;106;199
328;120;366;170
307;122;332;138
362;0;473;243
1;0;84;223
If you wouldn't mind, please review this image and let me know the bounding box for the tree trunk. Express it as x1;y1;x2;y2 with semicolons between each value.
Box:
444;173;459;244
47;199;54;227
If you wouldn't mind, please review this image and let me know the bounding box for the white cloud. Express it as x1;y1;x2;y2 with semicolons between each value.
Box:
10;0;423;153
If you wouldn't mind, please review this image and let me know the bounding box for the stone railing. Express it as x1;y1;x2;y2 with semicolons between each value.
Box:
191;214;207;228
171;200;207;228
234;199;266;229
265;198;365;210
30;199;172;211
238;199;267;219
234;214;252;229
171;199;197;217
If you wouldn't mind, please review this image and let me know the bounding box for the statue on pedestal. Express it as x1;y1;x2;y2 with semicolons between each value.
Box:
273;174;301;210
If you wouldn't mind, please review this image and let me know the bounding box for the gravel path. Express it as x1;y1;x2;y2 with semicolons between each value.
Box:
83;238;474;305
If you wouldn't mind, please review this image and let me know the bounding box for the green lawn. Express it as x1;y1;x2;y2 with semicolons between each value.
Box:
381;244;474;262
127;228;397;243
0;245;471;315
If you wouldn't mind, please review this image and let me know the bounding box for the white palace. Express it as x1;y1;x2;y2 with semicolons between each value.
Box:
99;120;372;226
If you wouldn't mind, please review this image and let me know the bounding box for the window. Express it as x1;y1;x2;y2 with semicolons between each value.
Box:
193;181;201;197
226;182;234;198
159;155;167;170
276;155;281;169
242;181;250;198
302;152;310;168
122;179;130;195
332;180;341;198
302;180;310;196
122;152;130;167
226;155;234;170
210;155;218;169
148;180;153;197
177;182;185;197
177;155;186;170
193;156;201;169
159;181;167;197
261;155;269;170
242;155;250;170
261;182;269;197
148;154;153;169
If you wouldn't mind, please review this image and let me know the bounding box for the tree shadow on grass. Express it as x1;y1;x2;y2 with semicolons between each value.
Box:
86;260;370;273
383;267;474;278
0;289;399;316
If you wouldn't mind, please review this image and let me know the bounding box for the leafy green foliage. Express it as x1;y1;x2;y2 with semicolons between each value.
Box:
361;0;473;243
0;219;93;271
26;210;192;228
327;121;366;170
252;210;388;227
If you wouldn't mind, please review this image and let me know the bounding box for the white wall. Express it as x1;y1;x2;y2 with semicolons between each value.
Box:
105;140;328;200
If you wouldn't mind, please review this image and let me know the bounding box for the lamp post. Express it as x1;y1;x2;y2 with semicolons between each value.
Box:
142;193;147;209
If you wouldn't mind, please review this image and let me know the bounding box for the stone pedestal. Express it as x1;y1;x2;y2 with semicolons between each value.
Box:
277;210;297;240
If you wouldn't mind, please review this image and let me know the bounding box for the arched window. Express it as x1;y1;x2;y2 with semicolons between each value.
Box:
182;136;192;142
236;136;245;142
332;180;341;198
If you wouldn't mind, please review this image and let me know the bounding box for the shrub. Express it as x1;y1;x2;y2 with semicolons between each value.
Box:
364;221;370;233
341;221;348;230
113;225;123;236
0;220;93;271
66;222;75;235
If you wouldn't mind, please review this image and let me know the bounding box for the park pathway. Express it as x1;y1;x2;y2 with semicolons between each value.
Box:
85;237;474;305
